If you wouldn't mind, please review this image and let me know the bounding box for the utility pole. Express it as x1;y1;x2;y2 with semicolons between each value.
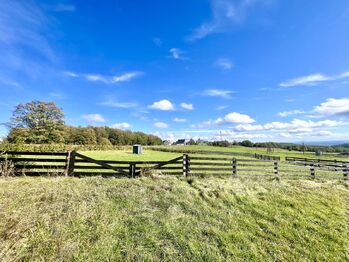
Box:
302;142;305;155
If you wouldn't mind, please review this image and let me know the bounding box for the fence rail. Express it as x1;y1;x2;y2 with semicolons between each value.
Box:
0;151;347;179
286;156;348;164
149;147;280;161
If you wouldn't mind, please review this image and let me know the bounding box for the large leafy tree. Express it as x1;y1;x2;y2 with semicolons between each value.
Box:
8;101;65;144
6;101;164;145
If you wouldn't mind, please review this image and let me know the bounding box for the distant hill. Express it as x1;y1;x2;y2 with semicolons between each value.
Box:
296;141;349;146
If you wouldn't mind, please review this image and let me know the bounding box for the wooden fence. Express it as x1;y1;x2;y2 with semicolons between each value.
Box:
185;155;348;179
286;156;348;165
0;151;347;179
0;151;183;177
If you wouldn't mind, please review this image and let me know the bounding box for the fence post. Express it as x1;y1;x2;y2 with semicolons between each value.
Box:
274;161;279;176
343;163;348;179
232;158;237;176
66;150;76;176
310;162;315;178
183;154;187;176
129;163;136;178
186;155;190;176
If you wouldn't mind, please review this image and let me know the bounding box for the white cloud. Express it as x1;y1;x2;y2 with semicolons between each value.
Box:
280;74;330;87
85;74;107;83
187;0;270;41
100;100;137;108
216;105;229;110
66;71;143;84
180;102;194;110
83;71;143;84
82;114;105;123
190;120;214;129
154;122;169;128
173;118;187;122
280;70;349;87
202;89;234;99
314;98;349;116
234;119;342;133
218;130;271;140
64;71;78;77
216;112;255;125
148;99;175;111
169;48;186;60
112;72;143;83
278;110;305;117
215;58;233;70
112;122;132;130
279;133;292;138
234;124;264;132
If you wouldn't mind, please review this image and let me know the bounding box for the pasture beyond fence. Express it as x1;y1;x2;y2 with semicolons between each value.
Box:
149;147;281;161
0;151;348;179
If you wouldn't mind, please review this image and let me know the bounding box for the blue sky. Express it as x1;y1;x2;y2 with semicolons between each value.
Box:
1;0;349;142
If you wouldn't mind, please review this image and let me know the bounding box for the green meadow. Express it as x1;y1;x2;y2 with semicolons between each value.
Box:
82;145;349;161
0;176;348;261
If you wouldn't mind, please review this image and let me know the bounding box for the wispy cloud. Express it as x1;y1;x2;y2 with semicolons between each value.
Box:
112;72;143;83
100;99;138;109
214;58;233;70
278;110;305;117
180;102;194;110
63;71;79;77
216;105;229;110
202;89;234;99
65;71;144;84
82;114;106;123
187;0;270;41
173;118;187;122
169;48;187;60
280;70;349;87
154;122;169;128
0;0;57;78
190;120;214;129
0;76;22;89
234;119;343;133
280;74;330;87
112;122;132;130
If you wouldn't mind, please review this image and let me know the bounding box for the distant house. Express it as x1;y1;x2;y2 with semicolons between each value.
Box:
163;140;171;146
174;139;188;145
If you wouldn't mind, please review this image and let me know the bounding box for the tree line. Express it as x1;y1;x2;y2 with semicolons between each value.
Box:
187;139;349;153
4;101;163;146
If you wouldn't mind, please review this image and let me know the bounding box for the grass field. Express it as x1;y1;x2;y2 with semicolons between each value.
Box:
78;146;347;179
82;145;349;162
83;148;181;161
149;145;349;161
0;176;348;261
